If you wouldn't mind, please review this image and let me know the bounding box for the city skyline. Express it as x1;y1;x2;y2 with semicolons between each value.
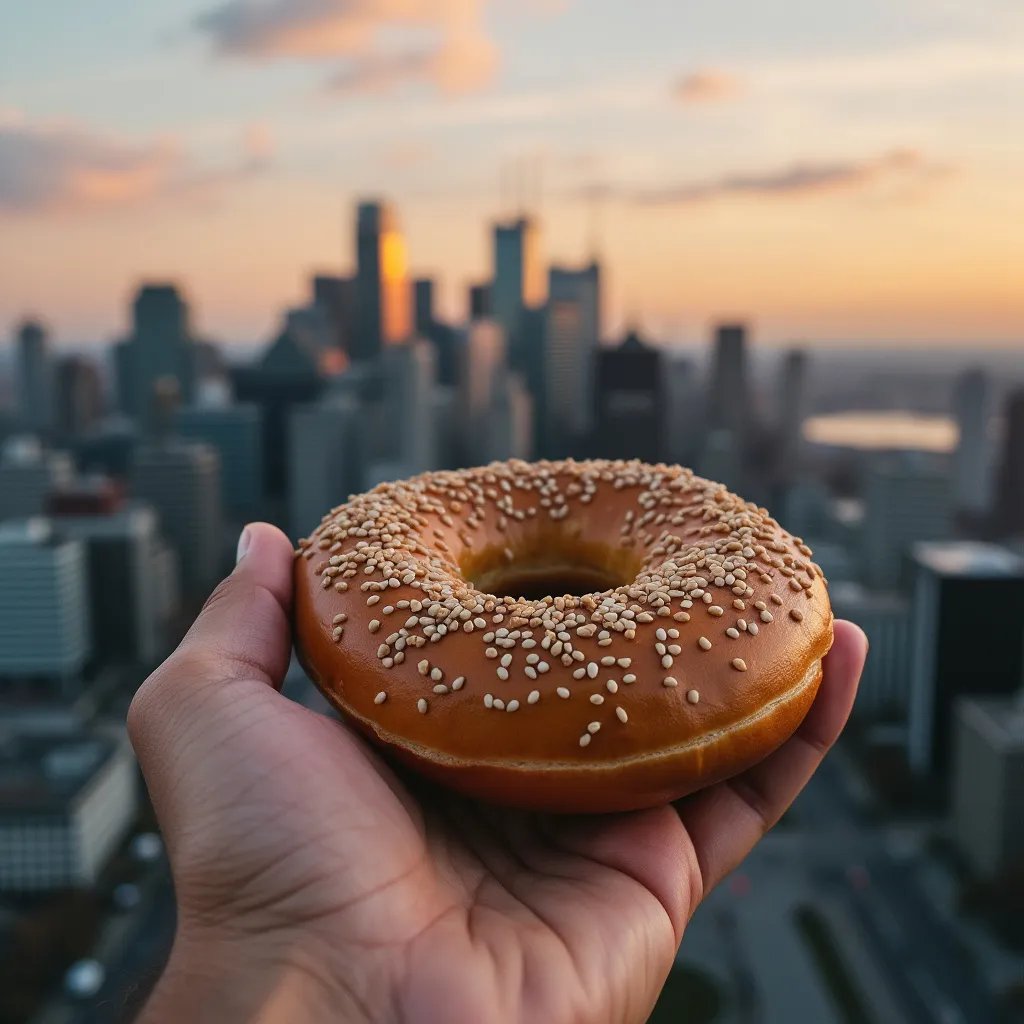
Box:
2;1;1024;348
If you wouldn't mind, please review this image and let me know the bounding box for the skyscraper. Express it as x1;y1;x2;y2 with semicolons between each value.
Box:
15;320;54;436
0;519;91;683
994;388;1024;537
0;438;74;521
114;284;197;431
862;456;953;590
907;542;1024;785
486;376;534;463
952;368;993;518
492;218;544;371
354;201;411;361
708;323;750;437
131;440;223;597
663;353;697;466
382;340;438;476
54;354;104;440
468;282;492;321
312;274;357;353
591;329;664;463
413;278;435;336
777;348;808;479
545;262;601;452
459;319;507;466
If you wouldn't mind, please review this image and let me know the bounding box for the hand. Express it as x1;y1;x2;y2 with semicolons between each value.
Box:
128;522;866;1024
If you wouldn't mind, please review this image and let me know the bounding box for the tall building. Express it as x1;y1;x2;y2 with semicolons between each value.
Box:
951;696;1024;880
468;282;492;321
288;395;364;539
231;323;327;511
15;320;54;436
382;340;438;475
777;349;808;480
49;484;170;666
413;278;435;336
663;353;697;466
0;437;74;522
952;368;993;518
908;542;1024;785
830;583;912;720
994;388;1024;537
486;375;534;463
0;519;91;682
492;218;544;371
54;354;104;440
114;284;197;431
353;201;411;361
176;395;264;523
0;731;137;891
459;319;507;466
131;440;223;597
862;456;953;590
545;262;601;451
591;330;664;463
708;323;751;439
312;274;357;353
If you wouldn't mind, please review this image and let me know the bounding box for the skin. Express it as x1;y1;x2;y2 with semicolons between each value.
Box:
129;522;867;1024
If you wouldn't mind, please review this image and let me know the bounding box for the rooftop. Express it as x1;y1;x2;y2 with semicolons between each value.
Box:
913;541;1024;579
0;731;118;814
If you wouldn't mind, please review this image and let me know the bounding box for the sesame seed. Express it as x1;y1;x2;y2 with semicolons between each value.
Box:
661;654;674;669
579;734;592;748
430;667;443;682
687;689;700;704
417;698;429;714
433;684;448;695
656;627;668;642
708;606;724;617
417;660;430;676
587;662;599;679
606;680;619;693
663;676;678;688
368;619;381;633
506;700;520;713
760;610;774;623
493;698;505;710
484;693;494;708
590;693;605;705
771;593;784;605
528;689;540;704
557;687;571;699
587;721;601;734
699;636;712;650
374;691;387;705
615;706;628;724
623;673;637;684
726;627;740;639
732;658;748;672
497;667;509;681
790;608;804;622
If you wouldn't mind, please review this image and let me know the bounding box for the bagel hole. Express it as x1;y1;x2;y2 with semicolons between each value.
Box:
480;564;627;601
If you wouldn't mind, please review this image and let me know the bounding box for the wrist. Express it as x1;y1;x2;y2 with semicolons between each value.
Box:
139;925;393;1024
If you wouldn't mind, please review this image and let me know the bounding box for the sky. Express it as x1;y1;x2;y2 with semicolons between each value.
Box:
1;0;1023;349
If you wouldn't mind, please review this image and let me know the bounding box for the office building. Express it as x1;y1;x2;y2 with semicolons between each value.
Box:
413;278;435;336
288;395;365;539
830;583;912;720
708;323;751;439
177;395;264;523
663;353;697;465
777;349;808;480
231;323;327;508
492;218;544;370
592;329;664;463
952;369;993;518
113;284;197;431
951;697;1024;880
0;732;137;891
994;388;1024;537
54;354;104;440
697;429;744;494
353;201;411;361
131;440;223;597
486;375;533;463
468;282;492;321
312;273;356;353
49;485;169;666
458;319;507;466
0;519;90;682
908;542;1024;784
382;340;438;475
15;320;54;436
546;262;601;449
0;438;74;522
862;457;953;590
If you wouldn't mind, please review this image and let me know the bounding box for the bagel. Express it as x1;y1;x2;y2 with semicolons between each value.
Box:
293;459;833;813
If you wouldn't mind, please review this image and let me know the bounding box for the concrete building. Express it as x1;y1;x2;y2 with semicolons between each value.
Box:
113;284;197;432
382;339;438;476
830;583;913;720
468;282;492;321
908;542;1024;785
591;329;664;463
288;395;364;539
176;395;264;523
994;388;1024;537
0;437;74;521
54;354;104;440
708;323;751;439
777;348;808;480
459;319;507;466
546;262;601;449
0;519;91;682
0;731;137;891
353;201;411;361
131;440;223;597
862;456;953;590
663;353;697;466
15;320;55;436
486;374;534;463
492;217;544;371
952;368;993;518
951;696;1024;880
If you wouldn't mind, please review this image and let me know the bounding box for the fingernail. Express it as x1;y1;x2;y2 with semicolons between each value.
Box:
236;526;252;563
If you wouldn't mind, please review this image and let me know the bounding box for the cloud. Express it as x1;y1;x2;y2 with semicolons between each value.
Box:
674;70;742;104
0;117;273;214
195;0;499;95
584;149;952;206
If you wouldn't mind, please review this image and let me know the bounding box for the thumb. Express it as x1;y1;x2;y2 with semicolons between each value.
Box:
127;522;295;783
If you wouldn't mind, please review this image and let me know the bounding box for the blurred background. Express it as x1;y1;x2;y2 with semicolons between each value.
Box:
1;1;1023;1021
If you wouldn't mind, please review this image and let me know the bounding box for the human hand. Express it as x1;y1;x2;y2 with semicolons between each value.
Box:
128;522;866;1024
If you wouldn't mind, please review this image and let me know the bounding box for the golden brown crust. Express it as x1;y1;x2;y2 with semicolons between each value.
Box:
293;459;834;813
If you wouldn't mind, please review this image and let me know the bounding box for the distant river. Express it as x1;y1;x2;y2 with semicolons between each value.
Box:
802;412;958;453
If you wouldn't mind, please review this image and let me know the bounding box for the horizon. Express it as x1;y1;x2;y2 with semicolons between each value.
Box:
2;1;1023;348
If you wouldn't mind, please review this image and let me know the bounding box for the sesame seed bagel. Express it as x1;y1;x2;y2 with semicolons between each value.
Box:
293;459;833;813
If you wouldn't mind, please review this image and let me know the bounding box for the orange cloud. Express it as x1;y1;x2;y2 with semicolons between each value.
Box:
196;0;499;95
674;70;743;104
